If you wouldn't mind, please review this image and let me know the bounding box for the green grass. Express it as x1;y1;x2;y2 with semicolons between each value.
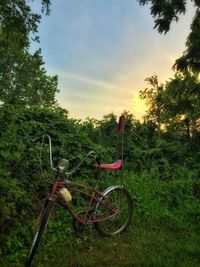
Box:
1;218;200;267
1;170;200;266
43;223;200;267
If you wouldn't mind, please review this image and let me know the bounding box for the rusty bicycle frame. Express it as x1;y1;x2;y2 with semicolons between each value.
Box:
43;178;120;227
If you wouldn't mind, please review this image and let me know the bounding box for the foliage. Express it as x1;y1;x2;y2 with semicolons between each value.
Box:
0;0;57;107
175;8;200;73
1;1;200;265
0;0;51;43
139;75;165;139
1;104;200;264
0;49;58;106
140;72;200;148
164;72;200;121
0;106;105;257
137;0;200;73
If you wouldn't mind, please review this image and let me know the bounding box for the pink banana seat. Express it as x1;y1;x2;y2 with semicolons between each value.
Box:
95;159;123;170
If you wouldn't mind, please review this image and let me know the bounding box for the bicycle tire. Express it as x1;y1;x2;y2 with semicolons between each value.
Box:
25;199;54;267
94;187;133;237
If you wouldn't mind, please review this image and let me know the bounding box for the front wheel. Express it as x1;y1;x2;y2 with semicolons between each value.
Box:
94;187;133;237
25;199;54;267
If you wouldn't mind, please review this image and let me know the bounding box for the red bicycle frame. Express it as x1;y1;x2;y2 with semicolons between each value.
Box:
45;178;120;225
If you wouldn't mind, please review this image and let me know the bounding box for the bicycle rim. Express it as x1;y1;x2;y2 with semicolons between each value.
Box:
94;188;133;237
25;199;53;267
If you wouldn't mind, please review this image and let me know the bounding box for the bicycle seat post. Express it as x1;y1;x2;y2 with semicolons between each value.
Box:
116;115;126;185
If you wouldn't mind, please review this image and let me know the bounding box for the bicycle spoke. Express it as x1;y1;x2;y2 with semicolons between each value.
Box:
94;187;133;236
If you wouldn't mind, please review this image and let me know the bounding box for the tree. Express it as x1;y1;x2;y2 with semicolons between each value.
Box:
0;0;58;107
0;49;58;106
163;72;200;145
97;113;118;143
139;75;164;139
175;8;200;72
0;0;51;49
137;0;200;73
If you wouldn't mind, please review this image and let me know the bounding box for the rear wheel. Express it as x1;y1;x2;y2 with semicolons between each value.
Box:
25;199;54;267
94;187;133;237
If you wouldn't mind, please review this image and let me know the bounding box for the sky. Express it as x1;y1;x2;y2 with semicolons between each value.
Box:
31;0;196;120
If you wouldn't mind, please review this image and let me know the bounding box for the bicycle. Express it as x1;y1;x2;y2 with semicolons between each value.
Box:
25;134;133;267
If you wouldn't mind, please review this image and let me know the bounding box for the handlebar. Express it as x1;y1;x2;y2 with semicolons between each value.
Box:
41;134;57;171
40;134;98;176
66;150;97;176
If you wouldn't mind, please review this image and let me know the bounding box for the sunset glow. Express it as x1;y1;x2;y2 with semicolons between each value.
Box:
31;0;195;120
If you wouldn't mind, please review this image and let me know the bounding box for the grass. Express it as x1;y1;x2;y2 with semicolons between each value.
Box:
1;170;200;266
1;217;200;267
36;221;200;267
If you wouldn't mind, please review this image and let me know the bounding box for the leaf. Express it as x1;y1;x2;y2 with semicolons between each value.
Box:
13;151;21;160
1;150;10;159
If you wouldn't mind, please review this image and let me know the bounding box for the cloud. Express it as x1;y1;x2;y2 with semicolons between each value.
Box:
33;0;196;121
61;71;123;91
56;70;131;119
